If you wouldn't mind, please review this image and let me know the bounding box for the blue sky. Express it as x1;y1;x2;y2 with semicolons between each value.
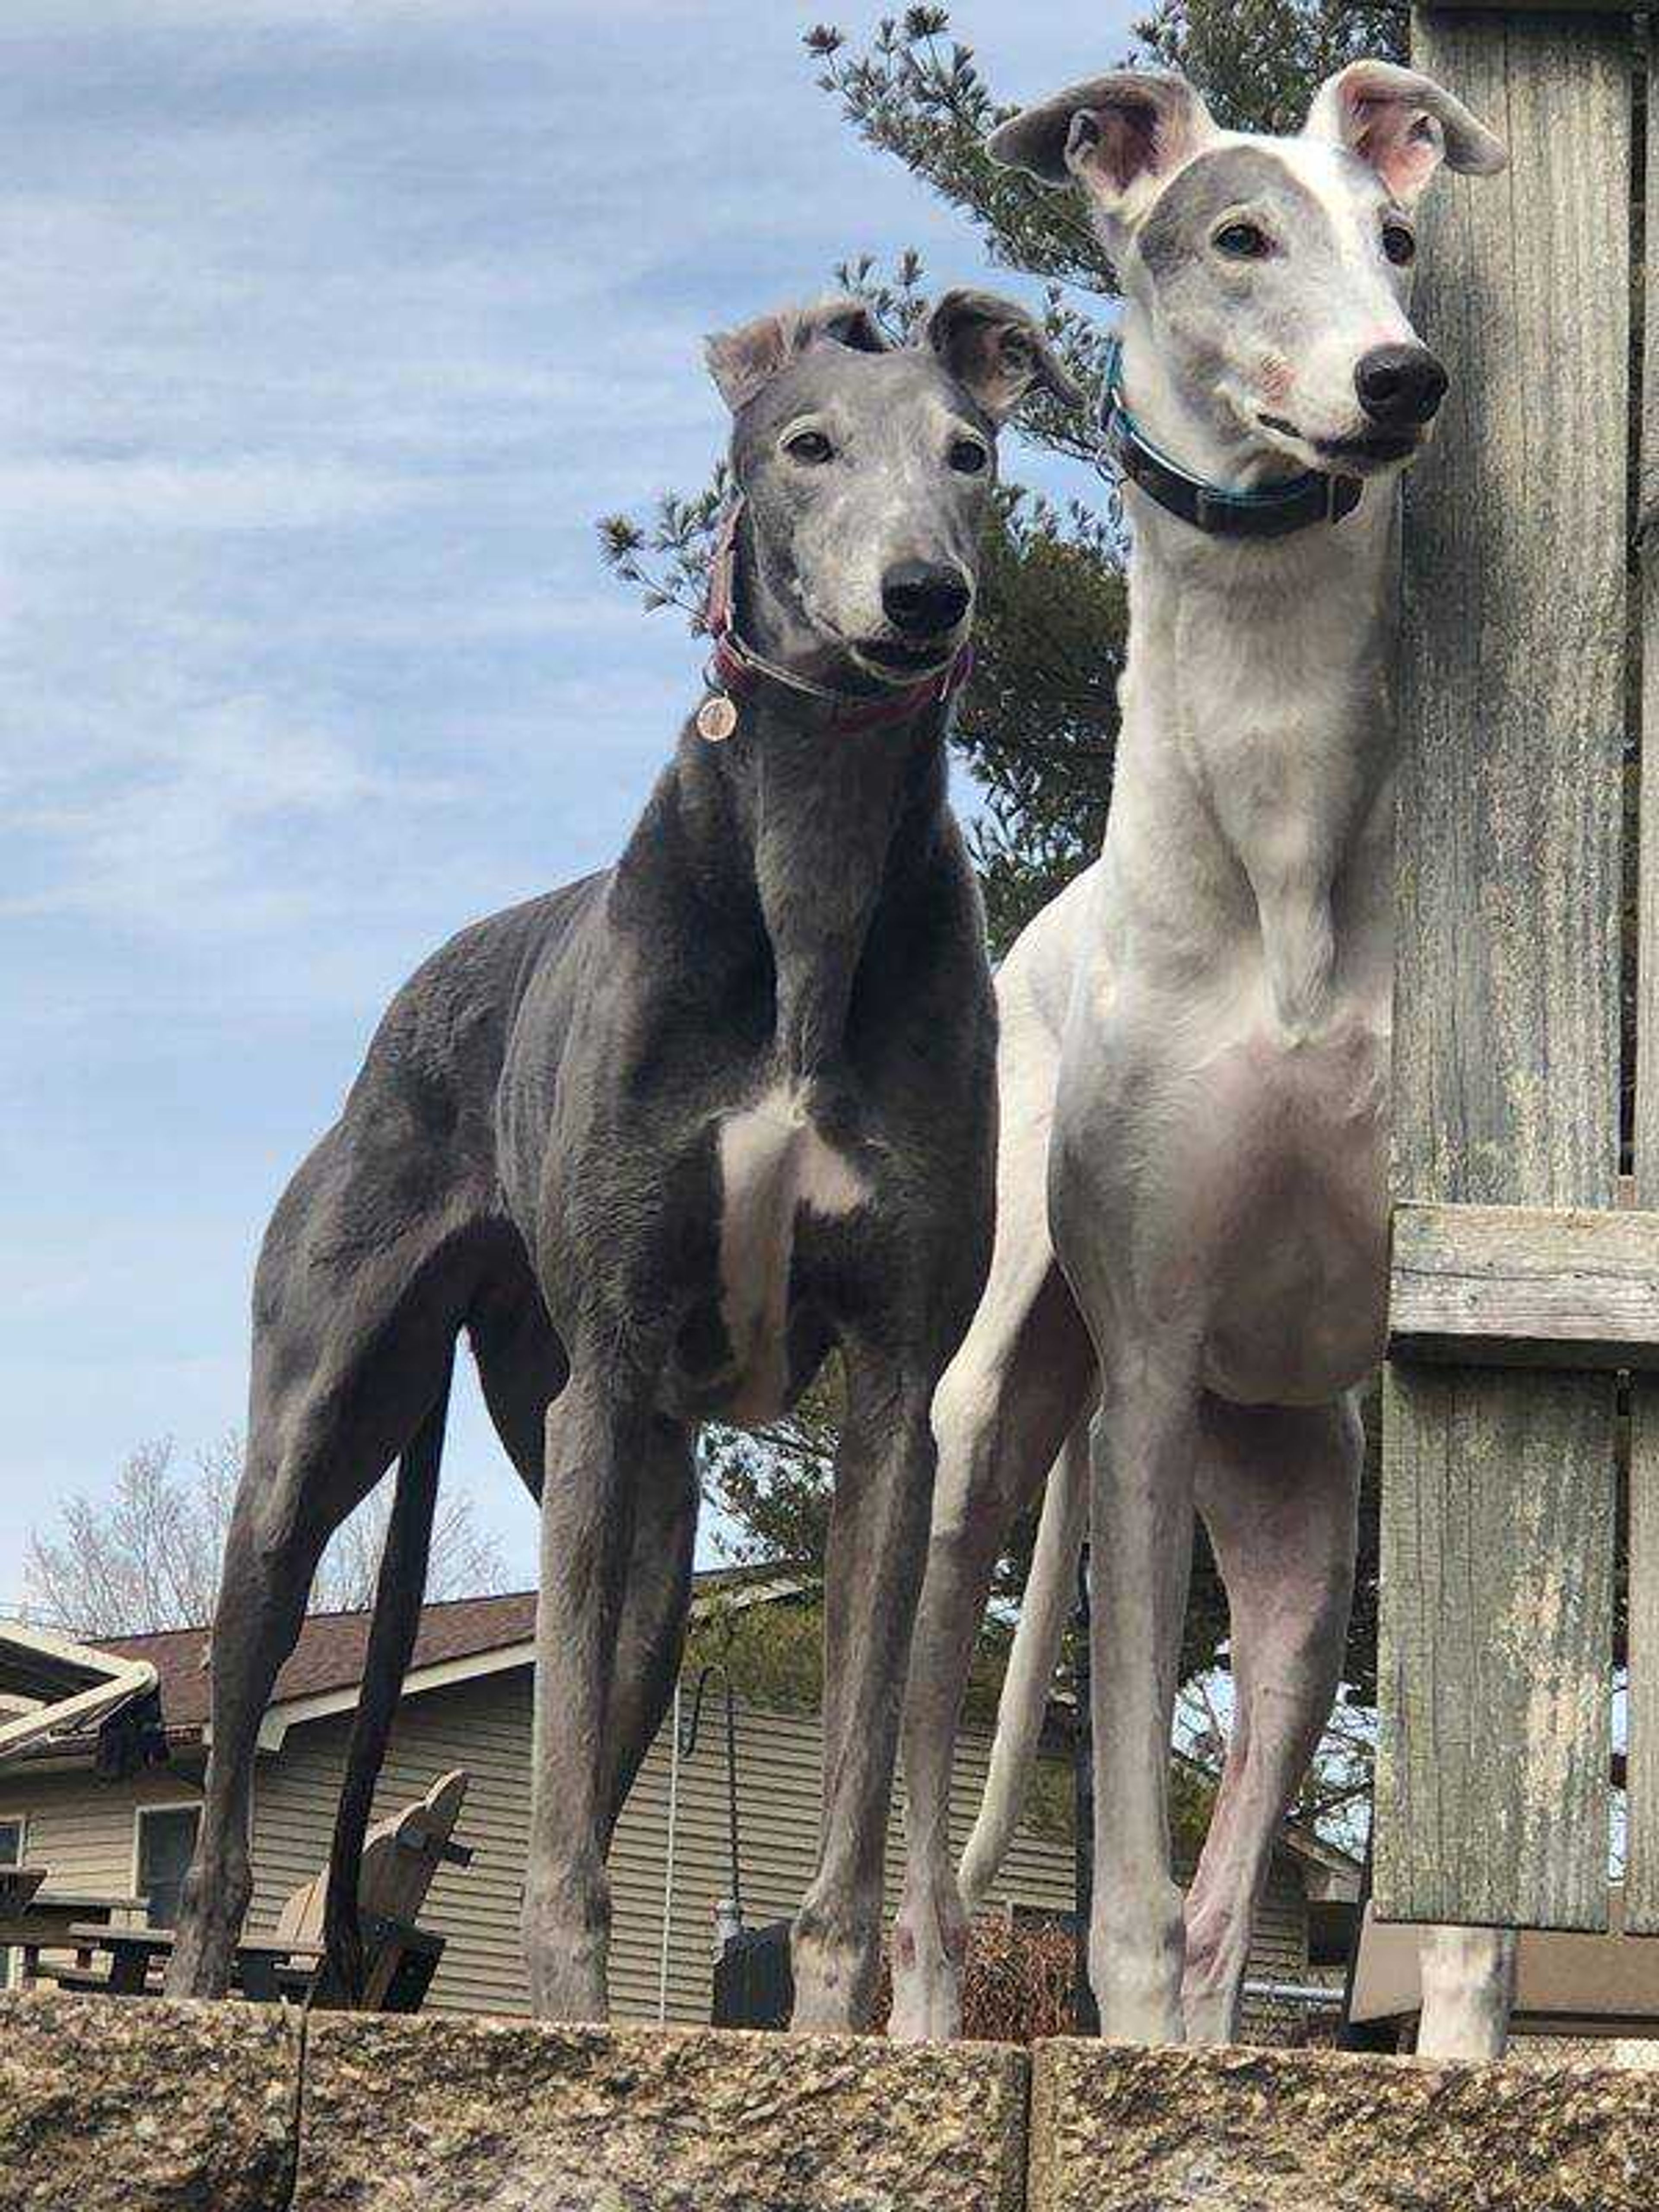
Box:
0;0;1133;1608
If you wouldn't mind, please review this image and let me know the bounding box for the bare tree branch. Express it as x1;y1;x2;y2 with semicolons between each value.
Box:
21;1435;512;1637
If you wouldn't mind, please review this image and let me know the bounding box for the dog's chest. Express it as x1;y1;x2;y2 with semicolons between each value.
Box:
712;1084;872;1422
1184;1007;1392;1402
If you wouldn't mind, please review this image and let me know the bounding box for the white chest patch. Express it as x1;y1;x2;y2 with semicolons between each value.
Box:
717;1083;871;1422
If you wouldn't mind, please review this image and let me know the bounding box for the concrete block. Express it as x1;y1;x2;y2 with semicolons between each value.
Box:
1028;2038;1659;2212
0;1988;300;2212
296;2016;1029;2212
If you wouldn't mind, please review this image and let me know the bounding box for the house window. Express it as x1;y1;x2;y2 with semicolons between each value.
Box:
0;1816;24;1990
135;1806;200;1929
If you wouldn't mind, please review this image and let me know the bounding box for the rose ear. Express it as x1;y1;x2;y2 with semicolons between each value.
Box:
704;297;887;413
1306;60;1506;206
920;289;1084;423
987;70;1217;230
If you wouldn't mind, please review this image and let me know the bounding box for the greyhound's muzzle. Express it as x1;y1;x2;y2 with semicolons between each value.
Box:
1354;343;1447;429
858;559;973;678
882;560;973;639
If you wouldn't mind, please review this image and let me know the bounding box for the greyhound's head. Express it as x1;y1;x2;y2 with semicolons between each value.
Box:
991;60;1506;482
706;292;1079;690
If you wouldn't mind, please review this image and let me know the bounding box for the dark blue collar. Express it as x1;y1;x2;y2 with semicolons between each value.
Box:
1100;337;1363;541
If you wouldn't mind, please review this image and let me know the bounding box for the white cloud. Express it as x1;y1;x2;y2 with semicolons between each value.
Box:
6;697;403;926
0;457;435;530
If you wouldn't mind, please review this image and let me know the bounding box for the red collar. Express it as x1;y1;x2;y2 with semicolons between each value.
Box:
701;499;973;736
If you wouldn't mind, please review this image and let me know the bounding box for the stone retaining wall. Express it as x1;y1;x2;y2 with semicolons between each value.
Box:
5;1990;1659;2211
1027;2040;1659;2212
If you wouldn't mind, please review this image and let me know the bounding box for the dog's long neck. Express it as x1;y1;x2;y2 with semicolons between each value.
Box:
709;522;954;1084
1107;324;1400;1039
747;699;945;1081
663;687;950;1090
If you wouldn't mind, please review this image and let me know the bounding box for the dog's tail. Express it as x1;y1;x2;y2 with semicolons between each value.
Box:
958;1422;1089;1913
324;1349;455;2002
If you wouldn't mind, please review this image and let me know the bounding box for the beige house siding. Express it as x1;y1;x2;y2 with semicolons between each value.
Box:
242;1671;1104;2022
0;1761;207;1912
245;1673;536;2018
0;1664;1309;2024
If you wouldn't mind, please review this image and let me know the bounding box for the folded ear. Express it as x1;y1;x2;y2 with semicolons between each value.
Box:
986;70;1217;229
920;289;1084;422
1306;60;1507;205
705;298;887;412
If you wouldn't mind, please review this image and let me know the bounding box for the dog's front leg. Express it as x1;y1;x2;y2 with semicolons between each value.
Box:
1418;1926;1517;2061
791;1348;938;2032
1084;1342;1202;2045
522;1364;648;2023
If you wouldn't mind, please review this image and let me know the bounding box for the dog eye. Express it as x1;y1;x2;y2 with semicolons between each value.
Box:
782;428;834;465
1214;221;1272;260
948;437;989;475
1382;222;1417;267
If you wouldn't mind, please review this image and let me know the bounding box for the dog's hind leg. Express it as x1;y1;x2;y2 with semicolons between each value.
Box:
165;1414;342;1998
602;1442;699;1833
1179;1392;1361;2044
167;1141;487;1997
957;1417;1091;1916
468;1278;569;1504
166;1303;472;1995
898;1013;1093;2035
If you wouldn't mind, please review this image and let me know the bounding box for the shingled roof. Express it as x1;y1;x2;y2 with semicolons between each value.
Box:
97;1589;541;1735
75;1565;805;1742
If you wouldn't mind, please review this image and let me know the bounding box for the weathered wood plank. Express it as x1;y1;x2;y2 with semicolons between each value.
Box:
1391;1201;1659;1368
1383;1368;1615;1929
1624;32;1659;1936
1378;13;1627;1930
1428;2;1637;11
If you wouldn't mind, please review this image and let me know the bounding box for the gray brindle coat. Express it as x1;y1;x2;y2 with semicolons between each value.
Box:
162;290;1076;2028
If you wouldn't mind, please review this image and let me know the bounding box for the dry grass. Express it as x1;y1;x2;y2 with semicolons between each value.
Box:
869;1918;1337;2047
874;1916;1081;2044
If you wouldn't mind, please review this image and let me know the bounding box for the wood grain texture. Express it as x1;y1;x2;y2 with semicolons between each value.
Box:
1391;1201;1659;1367
1378;13;1627;1929
1625;32;1659;1935
1427;2;1639;11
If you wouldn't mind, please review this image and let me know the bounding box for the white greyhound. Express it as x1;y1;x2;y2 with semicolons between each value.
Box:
889;61;1520;2059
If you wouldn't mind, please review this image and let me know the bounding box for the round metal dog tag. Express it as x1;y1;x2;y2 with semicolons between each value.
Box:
697;695;738;743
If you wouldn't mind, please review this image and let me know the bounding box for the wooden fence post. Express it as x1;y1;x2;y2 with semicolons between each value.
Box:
1376;8;1631;1930
1627;24;1659;1935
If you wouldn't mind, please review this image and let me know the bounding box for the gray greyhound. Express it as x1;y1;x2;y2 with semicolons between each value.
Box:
889;64;1518;2057
161;288;1078;2029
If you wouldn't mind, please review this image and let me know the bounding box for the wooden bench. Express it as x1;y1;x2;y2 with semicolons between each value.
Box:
47;1770;472;2012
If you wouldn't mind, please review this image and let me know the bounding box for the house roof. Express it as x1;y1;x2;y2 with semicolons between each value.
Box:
99;1589;540;1735
60;1565;808;1747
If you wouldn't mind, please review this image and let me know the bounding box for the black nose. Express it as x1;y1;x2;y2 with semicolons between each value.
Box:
881;560;971;638
1354;343;1448;429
